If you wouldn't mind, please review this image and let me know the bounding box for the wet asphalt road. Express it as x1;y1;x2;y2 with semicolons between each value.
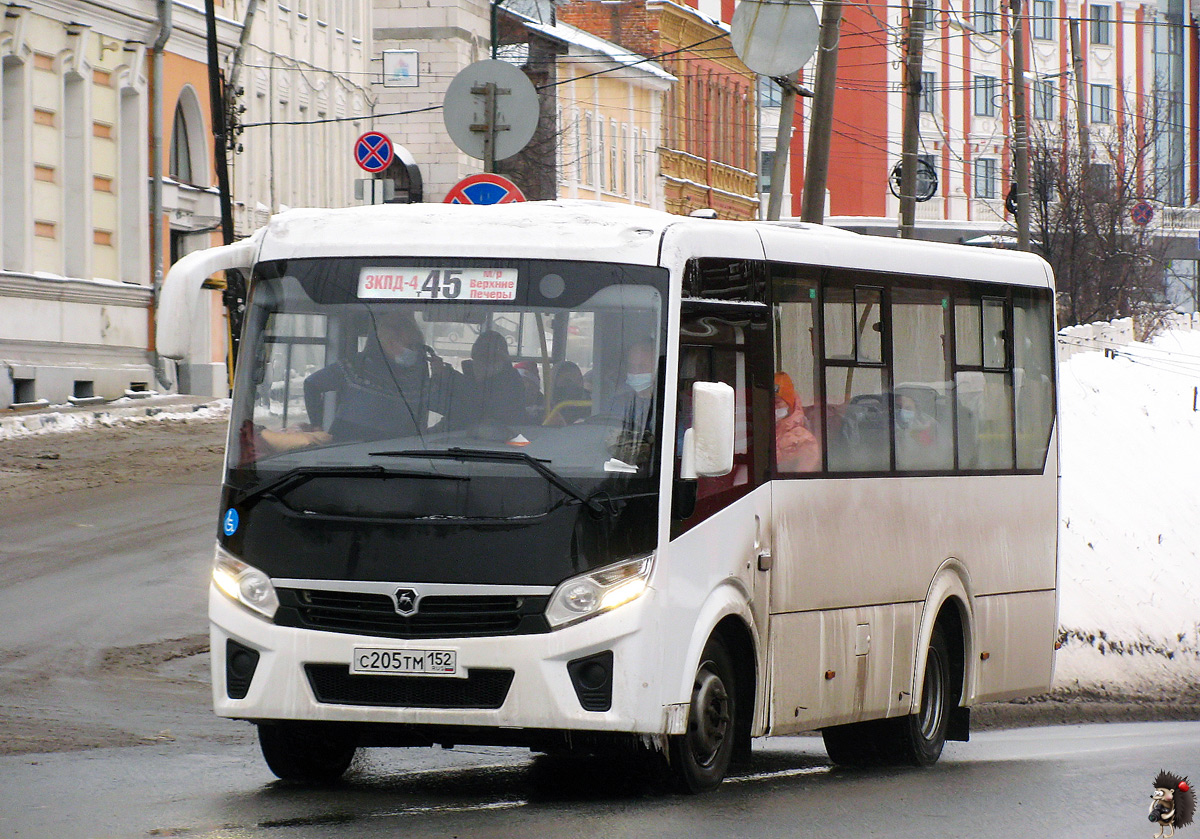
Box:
4;721;1200;838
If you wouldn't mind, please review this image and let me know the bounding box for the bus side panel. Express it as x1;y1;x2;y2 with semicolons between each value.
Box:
972;589;1057;702
768;603;918;734
770;475;1057;614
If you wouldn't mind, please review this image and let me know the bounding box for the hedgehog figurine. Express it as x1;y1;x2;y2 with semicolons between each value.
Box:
1150;771;1195;838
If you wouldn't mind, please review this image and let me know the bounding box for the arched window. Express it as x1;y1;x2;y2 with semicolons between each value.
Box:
169;101;193;184
168;87;207;187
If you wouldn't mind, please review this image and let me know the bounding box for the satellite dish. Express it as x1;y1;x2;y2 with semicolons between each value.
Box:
443;60;540;162
731;0;820;77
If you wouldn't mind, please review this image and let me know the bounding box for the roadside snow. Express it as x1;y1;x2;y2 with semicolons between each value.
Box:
1055;328;1200;695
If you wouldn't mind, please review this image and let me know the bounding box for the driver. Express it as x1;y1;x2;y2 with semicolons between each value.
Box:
301;308;451;443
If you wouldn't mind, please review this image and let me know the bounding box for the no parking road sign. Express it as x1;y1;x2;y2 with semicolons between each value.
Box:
1130;200;1155;226
443;173;526;205
355;131;394;173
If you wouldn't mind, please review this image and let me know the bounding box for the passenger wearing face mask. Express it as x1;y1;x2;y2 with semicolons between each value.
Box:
443;330;528;430
601;339;659;438
302;308;452;442
774;372;820;473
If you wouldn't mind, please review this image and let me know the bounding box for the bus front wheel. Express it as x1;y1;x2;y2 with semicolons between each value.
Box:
258;722;357;784
669;636;737;793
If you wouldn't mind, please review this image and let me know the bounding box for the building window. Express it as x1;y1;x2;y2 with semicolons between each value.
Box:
609;119;618;193
1032;0;1054;40
919;72;936;113
1090;83;1113;123
583;110;594;186
973;75;998;116
1090;5;1113;45
758;75;781;108
971;0;1000;34
973;157;999;199
760;150;775;193
1032;79;1055;120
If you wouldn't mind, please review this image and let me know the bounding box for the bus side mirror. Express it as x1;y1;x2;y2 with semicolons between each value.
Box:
680;381;735;479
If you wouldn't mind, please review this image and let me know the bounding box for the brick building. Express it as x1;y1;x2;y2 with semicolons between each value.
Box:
559;0;759;219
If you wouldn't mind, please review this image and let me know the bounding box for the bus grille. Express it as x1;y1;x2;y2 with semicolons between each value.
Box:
304;664;514;709
275;589;551;638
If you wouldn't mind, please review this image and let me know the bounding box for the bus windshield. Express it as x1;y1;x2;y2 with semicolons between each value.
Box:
226;257;668;522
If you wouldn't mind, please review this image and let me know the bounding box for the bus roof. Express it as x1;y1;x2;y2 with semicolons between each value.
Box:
252;200;1052;289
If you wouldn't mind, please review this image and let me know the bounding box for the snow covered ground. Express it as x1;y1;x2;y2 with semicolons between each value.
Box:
1055;327;1200;697
1;329;1198;698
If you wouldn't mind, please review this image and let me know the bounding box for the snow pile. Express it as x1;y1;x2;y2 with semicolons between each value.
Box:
1055;328;1200;697
0;398;230;439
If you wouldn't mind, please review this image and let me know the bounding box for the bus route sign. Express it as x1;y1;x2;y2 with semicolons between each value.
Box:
443;173;526;205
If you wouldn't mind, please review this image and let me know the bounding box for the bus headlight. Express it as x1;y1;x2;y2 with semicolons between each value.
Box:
545;554;653;629
212;546;279;620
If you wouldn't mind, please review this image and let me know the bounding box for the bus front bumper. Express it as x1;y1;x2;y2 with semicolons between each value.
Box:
208;583;676;737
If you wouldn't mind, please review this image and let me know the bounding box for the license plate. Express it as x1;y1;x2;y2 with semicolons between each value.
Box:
350;647;459;677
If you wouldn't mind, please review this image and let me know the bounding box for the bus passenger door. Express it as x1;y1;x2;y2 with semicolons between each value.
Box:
671;306;774;734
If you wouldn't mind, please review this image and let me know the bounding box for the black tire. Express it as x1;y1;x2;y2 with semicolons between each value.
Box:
821;718;892;767
821;627;953;768
669;636;737;793
886;626;952;766
257;722;357;784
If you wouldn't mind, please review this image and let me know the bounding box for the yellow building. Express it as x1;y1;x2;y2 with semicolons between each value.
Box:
549;21;674;209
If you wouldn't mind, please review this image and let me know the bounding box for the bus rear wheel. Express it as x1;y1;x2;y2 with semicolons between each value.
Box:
821;627;952;767
669;636;737;793
258;722;357;784
887;626;951;766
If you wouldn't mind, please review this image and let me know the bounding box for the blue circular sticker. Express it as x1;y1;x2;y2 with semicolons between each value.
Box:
222;508;240;536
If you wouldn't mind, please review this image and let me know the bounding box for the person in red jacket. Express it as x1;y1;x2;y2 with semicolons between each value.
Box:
774;372;820;473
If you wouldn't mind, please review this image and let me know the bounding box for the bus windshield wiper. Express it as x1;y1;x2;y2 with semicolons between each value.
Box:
233;464;467;507
370;447;609;516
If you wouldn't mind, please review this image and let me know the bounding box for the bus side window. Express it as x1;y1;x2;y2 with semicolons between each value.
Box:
772;267;821;473
823;284;890;473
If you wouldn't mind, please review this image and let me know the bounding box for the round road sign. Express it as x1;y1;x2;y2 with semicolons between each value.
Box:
444;173;526;205
1130;201;1154;225
443;60;540;162
355;131;394;173
731;0;820;77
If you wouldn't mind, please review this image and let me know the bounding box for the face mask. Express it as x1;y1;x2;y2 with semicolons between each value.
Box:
626;372;654;392
776;405;790;420
392;347;419;368
898;408;915;426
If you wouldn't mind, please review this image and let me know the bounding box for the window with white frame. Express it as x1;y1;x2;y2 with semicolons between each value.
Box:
1090;83;1113;123
973;157;999;199
974;75;998;116
609;119;619;193
920;71;936;113
1090;5;1113;45
584;110;595;187
1033;79;1055;120
1032;0;1054;40
758;75;782;107
971;0;1000;34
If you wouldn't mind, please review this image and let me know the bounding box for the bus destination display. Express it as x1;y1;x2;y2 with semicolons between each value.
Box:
358;267;517;301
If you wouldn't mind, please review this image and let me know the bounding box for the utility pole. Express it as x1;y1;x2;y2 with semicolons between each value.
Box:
767;75;813;220
1010;0;1031;250
470;82;508;174
801;0;845;224
1068;18;1090;163
898;0;928;238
